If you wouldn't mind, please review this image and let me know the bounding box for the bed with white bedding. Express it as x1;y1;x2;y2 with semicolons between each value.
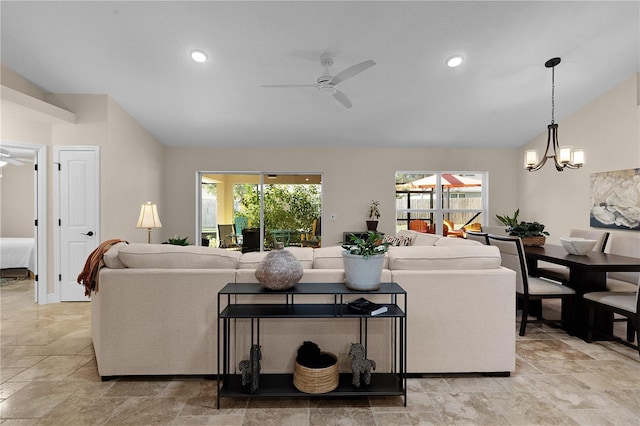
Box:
0;238;35;272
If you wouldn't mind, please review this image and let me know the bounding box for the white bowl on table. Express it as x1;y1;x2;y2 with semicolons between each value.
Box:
560;237;597;255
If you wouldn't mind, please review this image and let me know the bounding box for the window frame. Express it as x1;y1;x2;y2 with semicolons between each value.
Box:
395;171;488;234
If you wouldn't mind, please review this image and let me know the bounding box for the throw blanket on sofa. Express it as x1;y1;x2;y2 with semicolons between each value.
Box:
77;239;126;297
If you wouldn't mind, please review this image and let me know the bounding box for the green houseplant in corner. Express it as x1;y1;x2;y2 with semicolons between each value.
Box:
496;209;549;246
342;231;390;290
366;200;380;231
163;235;190;246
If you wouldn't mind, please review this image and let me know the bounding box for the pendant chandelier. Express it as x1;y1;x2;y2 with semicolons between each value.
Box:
524;57;585;172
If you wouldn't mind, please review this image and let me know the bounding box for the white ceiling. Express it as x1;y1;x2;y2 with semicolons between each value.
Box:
1;1;638;150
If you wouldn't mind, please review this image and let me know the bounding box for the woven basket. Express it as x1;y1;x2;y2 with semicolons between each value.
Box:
293;352;338;394
521;236;546;247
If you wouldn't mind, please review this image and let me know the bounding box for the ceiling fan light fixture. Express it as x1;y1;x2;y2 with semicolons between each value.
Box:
190;49;208;63
318;85;336;95
446;54;464;68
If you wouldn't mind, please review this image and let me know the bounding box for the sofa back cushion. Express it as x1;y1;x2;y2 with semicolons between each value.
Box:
313;246;347;269
118;244;241;269
396;230;440;246
388;245;501;270
238;247;314;269
103;242;128;269
434;237;482;247
313;245;390;269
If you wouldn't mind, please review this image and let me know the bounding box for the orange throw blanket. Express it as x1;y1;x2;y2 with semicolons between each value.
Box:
77;239;126;297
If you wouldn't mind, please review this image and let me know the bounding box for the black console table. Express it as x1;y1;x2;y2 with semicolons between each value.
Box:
216;282;407;407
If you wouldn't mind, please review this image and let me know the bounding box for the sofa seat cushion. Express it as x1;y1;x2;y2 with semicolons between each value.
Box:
118;244;241;269
388;245;501;270
238;247;314;269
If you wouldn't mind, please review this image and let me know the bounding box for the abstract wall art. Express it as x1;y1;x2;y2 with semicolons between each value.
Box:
590;168;640;231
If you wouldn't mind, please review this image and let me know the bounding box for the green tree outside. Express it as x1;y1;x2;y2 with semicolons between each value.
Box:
238;183;321;247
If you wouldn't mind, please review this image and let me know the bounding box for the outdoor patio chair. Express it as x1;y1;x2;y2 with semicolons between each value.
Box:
409;219;429;233
218;224;239;249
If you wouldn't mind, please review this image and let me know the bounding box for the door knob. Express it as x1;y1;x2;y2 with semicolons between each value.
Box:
82;231;94;236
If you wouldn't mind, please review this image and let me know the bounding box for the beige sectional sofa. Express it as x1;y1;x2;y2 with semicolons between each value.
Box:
92;232;515;379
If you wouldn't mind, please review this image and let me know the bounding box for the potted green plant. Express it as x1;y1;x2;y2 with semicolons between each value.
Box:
496;210;549;246
366;200;380;231
496;209;520;228
163;235;190;246
342;231;390;290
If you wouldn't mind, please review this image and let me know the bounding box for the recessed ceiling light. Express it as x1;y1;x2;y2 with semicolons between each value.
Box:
190;49;208;63
446;54;464;68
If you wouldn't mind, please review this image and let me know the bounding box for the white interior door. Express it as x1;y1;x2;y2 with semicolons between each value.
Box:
56;146;100;302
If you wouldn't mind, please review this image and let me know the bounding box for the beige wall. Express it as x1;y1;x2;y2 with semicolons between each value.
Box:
2;65;639;297
163;146;518;248
0;161;34;237
46;94;165;243
2;69;164;295
518;73;640;243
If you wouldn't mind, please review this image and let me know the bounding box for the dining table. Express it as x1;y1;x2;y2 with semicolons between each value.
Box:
524;243;640;340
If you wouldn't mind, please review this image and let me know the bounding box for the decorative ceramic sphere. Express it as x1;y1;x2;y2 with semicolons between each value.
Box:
255;243;303;290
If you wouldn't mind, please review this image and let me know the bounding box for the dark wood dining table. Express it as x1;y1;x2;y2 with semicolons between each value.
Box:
524;244;640;339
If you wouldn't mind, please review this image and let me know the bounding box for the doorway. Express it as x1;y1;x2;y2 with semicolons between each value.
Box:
54;146;100;302
0;141;47;304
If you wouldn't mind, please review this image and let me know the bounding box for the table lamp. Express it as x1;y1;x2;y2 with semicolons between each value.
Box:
136;202;162;243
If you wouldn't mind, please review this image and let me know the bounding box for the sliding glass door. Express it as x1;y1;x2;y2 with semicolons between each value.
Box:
197;172;322;251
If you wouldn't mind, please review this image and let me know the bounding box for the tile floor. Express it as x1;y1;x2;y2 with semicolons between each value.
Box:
1;279;639;425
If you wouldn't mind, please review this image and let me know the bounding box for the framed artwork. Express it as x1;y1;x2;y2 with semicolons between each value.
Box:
590;168;640;231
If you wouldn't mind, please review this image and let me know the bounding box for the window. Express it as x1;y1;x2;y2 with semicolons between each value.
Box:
395;172;487;236
197;172;322;250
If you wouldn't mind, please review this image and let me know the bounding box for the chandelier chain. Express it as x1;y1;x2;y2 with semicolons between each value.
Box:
550;65;555;124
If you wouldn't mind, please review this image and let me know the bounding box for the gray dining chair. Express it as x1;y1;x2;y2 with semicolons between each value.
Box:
585;232;640;343
537;229;609;284
584;285;639;357
465;230;488;245
487;234;576;336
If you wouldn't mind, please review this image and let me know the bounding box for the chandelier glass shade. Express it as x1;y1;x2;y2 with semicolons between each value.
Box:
524;57;585;172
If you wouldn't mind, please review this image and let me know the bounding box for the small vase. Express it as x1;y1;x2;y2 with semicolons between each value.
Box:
255;242;303;290
366;221;378;231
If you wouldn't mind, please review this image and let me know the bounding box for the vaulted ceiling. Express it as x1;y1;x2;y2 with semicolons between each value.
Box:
1;1;638;150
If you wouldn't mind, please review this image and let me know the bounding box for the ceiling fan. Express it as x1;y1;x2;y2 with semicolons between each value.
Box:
0;148;33;166
261;53;376;109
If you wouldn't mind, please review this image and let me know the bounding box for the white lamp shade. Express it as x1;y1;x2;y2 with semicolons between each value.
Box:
524;150;538;168
572;149;585;166
136;202;162;229
558;146;573;164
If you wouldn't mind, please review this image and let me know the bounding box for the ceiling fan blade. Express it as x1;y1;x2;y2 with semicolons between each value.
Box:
330;60;376;85
333;90;352;109
3;157;24;166
261;84;317;88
